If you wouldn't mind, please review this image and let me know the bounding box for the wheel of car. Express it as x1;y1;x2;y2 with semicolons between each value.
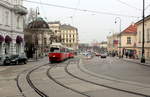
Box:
24;60;27;64
4;60;10;65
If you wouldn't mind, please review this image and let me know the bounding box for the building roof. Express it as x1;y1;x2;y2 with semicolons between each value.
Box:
100;41;107;44
135;15;150;25
121;24;137;35
48;21;60;24
60;24;77;30
27;17;49;29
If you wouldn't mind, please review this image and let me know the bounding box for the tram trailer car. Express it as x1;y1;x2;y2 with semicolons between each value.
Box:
68;48;74;58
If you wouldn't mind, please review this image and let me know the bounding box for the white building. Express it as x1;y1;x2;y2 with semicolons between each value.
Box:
0;0;27;55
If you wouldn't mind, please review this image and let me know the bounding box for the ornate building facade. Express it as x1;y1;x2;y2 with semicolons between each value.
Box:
25;17;53;58
0;0;27;55
48;22;79;50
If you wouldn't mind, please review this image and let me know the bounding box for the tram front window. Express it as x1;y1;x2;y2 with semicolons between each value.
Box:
50;47;60;52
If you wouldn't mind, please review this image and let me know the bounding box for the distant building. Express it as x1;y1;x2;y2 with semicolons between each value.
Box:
99;41;107;52
136;15;150;59
107;33;119;55
48;22;79;50
0;0;27;55
79;43;92;52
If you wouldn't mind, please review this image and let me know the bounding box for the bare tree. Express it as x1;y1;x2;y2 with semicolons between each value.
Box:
25;8;36;25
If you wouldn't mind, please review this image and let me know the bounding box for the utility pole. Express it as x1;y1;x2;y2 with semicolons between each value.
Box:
115;17;122;58
141;0;145;63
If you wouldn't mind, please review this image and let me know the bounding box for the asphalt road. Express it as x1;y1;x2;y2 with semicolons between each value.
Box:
1;56;150;97
83;57;150;85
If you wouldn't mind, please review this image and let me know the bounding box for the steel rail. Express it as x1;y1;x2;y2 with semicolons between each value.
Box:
26;64;49;97
65;59;150;97
46;63;91;97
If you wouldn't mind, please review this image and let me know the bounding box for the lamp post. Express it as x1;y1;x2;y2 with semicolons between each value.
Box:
35;7;40;60
141;0;145;63
115;17;122;58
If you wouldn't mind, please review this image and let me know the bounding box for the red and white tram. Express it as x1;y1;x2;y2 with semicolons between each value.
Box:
48;43;74;63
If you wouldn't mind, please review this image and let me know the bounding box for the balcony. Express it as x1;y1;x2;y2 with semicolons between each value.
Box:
14;5;27;15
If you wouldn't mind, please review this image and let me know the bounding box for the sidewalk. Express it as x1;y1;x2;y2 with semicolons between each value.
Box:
122;57;150;66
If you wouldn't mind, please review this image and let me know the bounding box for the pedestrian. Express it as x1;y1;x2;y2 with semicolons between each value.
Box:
125;52;128;58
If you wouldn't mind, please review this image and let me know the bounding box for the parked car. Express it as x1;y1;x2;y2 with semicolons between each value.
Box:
101;53;107;58
95;52;101;56
0;55;11;65
10;54;28;65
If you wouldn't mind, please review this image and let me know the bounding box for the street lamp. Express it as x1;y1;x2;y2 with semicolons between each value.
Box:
115;17;122;58
141;0;145;63
35;7;40;60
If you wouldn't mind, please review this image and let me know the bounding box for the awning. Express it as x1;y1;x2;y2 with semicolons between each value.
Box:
16;36;23;44
0;35;4;42
5;35;12;43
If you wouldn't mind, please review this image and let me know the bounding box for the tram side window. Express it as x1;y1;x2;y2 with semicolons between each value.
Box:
50;47;60;52
60;48;65;53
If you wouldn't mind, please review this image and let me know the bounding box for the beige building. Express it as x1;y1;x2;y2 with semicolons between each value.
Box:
99;41;107;52
48;22;78;50
136;15;150;59
120;24;137;57
60;24;78;50
48;21;61;43
107;33;119;55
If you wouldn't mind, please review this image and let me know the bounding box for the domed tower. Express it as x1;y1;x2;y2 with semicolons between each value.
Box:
25;17;53;59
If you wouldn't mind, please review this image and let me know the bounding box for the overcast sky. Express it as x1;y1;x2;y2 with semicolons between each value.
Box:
24;0;150;43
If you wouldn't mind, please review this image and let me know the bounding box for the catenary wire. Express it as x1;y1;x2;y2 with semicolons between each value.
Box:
22;0;139;18
115;0;141;11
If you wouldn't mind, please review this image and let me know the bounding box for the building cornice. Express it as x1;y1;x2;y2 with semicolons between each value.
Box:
0;0;14;10
0;27;23;33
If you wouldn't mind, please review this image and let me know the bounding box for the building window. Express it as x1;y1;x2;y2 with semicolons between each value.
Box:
44;38;47;45
139;31;141;43
17;17;20;28
127;37;131;44
0;7;2;25
5;11;9;26
147;29;150;42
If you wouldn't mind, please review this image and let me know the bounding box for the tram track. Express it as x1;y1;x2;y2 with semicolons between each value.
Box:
26;64;49;97
16;63;49;97
66;59;150;97
16;58;150;97
47;63;91;97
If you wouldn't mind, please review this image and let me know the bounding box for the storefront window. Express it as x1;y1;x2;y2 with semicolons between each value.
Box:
127;37;131;44
5;43;10;55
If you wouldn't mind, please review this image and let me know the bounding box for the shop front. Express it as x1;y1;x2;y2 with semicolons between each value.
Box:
0;35;4;55
16;35;23;54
